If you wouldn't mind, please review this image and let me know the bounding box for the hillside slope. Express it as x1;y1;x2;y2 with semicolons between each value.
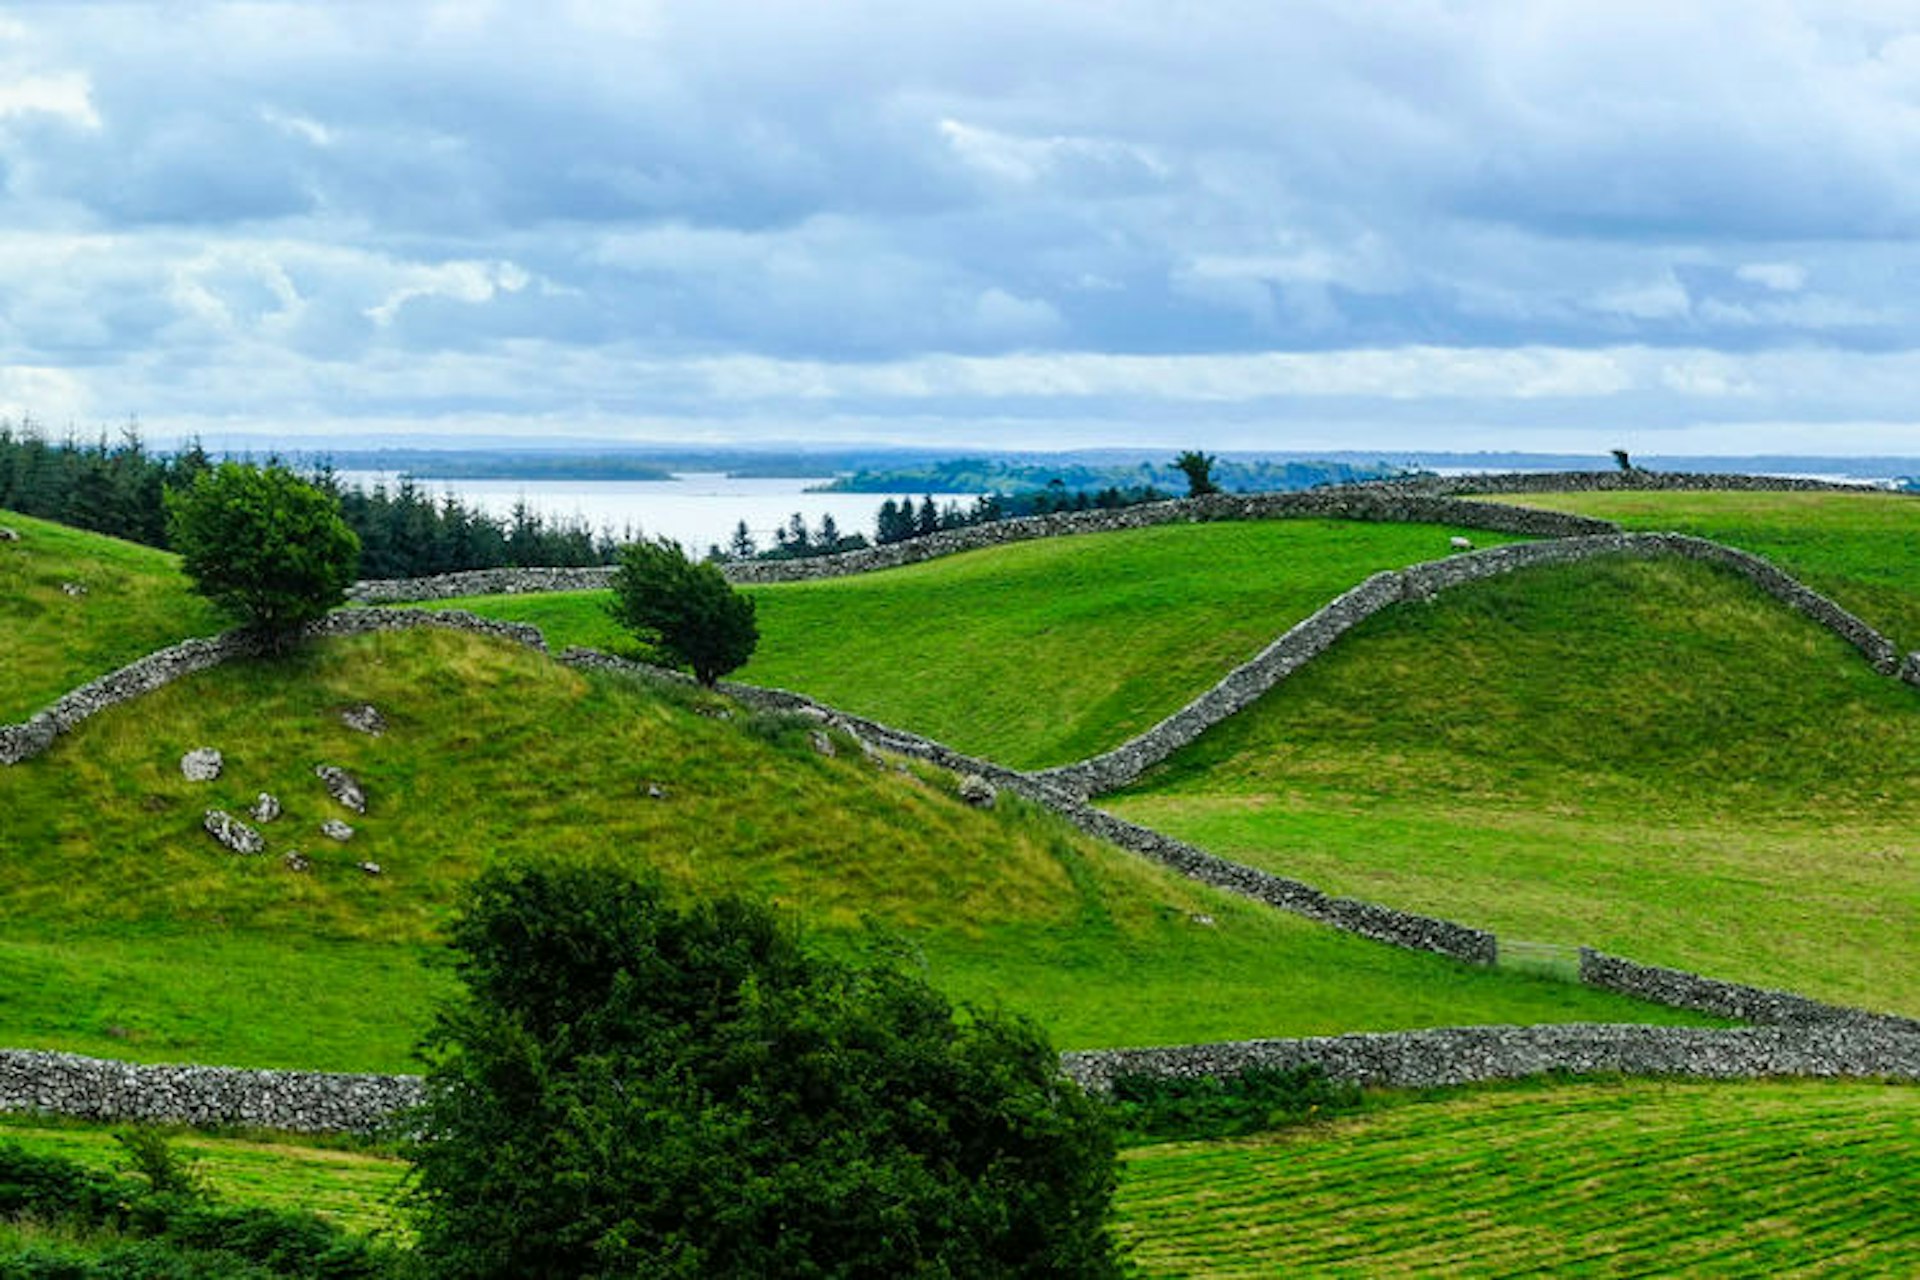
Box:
0;625;1696;1072
1492;489;1920;650
1112;554;1920;1014
0;510;227;720
434;519;1526;768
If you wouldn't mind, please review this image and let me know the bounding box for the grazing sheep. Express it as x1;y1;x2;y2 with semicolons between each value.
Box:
1449;535;1474;551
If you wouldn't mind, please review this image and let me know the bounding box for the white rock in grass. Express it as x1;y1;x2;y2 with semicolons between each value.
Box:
180;748;223;782
203;809;264;855
250;792;281;823
340;703;387;736
958;774;997;809
321;819;356;842
315;764;367;814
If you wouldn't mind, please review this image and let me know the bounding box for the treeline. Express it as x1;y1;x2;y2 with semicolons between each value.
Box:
724;482;1172;562
0;424;620;578
816;456;1411;495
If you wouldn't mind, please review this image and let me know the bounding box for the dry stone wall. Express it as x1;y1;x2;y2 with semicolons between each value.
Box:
1059;1022;1920;1092
1579;950;1920;1033
0;1050;421;1133
348;564;615;605
0;609;547;766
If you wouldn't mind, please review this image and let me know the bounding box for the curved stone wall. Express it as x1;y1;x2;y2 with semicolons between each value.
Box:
1579;950;1920;1033
1059;1022;1920;1093
0;609;547;766
1038;532;1907;798
344;490;1616;602
1399;469;1908;497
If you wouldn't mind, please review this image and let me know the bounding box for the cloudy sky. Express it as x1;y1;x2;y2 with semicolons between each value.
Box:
6;1;1920;456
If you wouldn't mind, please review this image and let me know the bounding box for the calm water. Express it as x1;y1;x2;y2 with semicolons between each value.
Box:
336;472;918;555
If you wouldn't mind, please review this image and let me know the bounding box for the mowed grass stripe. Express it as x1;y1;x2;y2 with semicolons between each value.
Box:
433;518;1526;768
0;1116;408;1236
1115;1080;1920;1277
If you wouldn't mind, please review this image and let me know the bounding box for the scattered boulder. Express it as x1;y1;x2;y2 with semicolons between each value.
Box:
250;792;281;823
957;774;997;809
283;850;312;873
647;784;668;800
202;809;265;855
1449;535;1474;551
1188;913;1217;927
60;581;87;597
809;730;837;758
339;703;387;736
0;526;18;542
180;748;223;782
321;819;355;842
315;764;366;814
357;861;383;876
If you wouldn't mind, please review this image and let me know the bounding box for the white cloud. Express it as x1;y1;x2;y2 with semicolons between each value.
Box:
1592;275;1692;321
1737;262;1809;292
366;260;534;327
0;71;99;129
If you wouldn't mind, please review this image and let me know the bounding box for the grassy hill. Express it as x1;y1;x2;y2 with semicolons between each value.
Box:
1116;1078;1920;1276
434;519;1525;768
0;624;1693;1073
1491;489;1920;651
0;510;228;721
1110;554;1920;1014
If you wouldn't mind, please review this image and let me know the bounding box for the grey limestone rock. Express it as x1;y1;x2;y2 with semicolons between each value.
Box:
249;792;281;823
180;747;223;782
809;729;837;758
339;703;387;736
958;773;997;809
321;819;355;842
315;764;366;814
0;526;18;541
357;860;383;876
283;850;312;873
60;581;87;597
203;809;265;855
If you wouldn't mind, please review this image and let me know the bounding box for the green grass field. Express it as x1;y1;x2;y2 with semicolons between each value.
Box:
1116;1077;1920;1276
0;625;1696;1072
1110;554;1920;1016
0;1115;408;1237
431;519;1526;768
0;510;229;721
1494;489;1920;651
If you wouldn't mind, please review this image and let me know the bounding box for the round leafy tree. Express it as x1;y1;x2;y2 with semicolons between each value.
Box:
408;865;1123;1279
607;536;758;686
164;461;360;641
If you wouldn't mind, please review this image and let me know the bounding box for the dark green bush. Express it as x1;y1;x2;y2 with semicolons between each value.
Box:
1108;1063;1364;1143
409;864;1122;1279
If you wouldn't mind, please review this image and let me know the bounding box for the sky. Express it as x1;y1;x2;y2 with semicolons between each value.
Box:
5;1;1920;457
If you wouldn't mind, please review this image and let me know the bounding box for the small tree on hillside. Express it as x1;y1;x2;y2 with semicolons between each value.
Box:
1174;450;1221;497
408;865;1122;1279
607;537;758;686
164;461;360;644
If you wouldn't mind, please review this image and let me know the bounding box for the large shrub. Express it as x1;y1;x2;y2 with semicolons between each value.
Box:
606;537;757;685
408;864;1122;1279
164;461;360;640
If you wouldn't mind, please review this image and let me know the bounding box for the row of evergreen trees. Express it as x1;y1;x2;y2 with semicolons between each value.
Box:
0;425;622;578
725;482;1173;562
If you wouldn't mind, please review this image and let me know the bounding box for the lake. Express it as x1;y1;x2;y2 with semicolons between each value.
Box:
335;472;916;555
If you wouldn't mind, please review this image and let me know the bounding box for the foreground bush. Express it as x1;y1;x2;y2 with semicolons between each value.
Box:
408;864;1122;1278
